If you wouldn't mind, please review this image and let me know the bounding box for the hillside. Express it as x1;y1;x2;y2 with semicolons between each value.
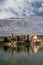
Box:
0;18;43;36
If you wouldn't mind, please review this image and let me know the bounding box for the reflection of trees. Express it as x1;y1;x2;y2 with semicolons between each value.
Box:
4;46;9;51
4;46;28;53
4;47;15;55
16;47;21;52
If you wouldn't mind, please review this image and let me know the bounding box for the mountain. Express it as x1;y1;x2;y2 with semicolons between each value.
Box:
0;18;43;36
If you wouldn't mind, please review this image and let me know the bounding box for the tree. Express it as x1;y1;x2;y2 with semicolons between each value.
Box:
17;36;20;41
36;41;41;46
4;37;10;42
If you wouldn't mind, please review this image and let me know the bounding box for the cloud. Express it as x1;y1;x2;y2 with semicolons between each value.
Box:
0;0;43;19
31;1;41;8
0;0;5;3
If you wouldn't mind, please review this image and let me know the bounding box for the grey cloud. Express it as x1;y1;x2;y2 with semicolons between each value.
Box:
31;1;42;8
0;0;5;4
30;1;43;17
36;11;43;16
0;0;43;18
9;8;18;16
0;0;4;2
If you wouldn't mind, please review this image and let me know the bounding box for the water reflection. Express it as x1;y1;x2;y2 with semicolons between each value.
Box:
3;46;40;54
4;47;26;53
0;47;43;65
4;47;14;55
3;46;33;55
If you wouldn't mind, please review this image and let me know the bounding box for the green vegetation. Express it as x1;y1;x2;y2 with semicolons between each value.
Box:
0;39;4;43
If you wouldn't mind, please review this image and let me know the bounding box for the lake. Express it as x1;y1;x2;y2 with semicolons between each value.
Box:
0;47;43;65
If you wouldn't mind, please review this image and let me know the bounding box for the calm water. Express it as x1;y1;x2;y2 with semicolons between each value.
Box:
0;47;43;65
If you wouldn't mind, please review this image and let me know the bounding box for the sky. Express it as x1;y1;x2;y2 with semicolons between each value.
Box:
0;0;43;36
0;0;43;19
